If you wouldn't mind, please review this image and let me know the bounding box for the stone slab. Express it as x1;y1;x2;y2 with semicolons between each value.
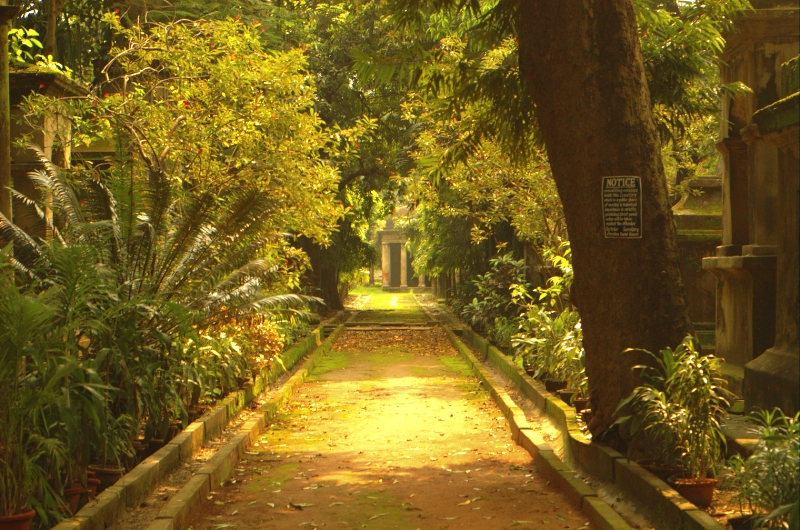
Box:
146;443;180;483
683;509;727;530
614;459;688;530
74;484;126;530
569;437;622;483
201;405;229;441
169;421;204;462
196;434;247;488
117;458;159;509
583;496;635;530
145;518;174;530
155;473;210;529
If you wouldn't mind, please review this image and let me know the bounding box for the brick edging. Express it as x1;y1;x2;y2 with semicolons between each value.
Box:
53;316;347;530
144;322;347;530
444;324;726;530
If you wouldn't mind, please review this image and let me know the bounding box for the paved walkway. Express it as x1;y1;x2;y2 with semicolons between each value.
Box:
187;289;593;529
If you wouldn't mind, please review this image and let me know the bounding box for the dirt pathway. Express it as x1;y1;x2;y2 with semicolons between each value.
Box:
186;291;593;530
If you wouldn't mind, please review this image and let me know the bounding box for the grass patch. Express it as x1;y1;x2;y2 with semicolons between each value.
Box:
439;355;474;379
308;349;352;380
269;463;299;486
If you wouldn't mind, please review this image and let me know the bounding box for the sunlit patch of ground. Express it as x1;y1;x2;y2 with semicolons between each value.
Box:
187;293;593;529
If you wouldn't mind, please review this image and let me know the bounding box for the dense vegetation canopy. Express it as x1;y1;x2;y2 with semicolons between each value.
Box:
3;1;795;527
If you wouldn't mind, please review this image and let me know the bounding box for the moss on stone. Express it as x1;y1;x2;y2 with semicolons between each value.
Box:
676;229;723;243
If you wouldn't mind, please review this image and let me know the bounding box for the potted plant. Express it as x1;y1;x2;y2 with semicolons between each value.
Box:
0;252;68;528
615;336;730;506
723;408;799;529
572;370;591;412
88;413;136;492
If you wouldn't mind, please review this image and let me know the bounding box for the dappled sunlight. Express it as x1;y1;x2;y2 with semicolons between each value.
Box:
188;315;593;529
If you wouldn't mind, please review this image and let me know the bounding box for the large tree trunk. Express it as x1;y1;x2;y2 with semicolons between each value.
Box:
43;0;67;59
517;0;692;436
297;237;345;312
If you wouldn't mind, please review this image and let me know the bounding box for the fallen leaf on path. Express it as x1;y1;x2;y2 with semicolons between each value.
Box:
368;513;389;521
266;503;275;508
439;517;459;520
510;522;536;526
329;502;344;507
289;502;313;510
457;500;471;506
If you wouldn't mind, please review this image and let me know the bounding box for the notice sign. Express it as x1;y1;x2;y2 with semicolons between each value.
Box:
602;176;642;238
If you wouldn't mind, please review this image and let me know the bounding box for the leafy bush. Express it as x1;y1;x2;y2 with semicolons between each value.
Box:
511;241;584;388
723;409;799;528
615;336;730;478
455;252;529;333
0;16;339;522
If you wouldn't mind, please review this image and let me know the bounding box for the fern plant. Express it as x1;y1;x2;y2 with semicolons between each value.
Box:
0;145;320;446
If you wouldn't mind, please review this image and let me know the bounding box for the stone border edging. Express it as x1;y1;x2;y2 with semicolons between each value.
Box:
142;321;348;530
447;324;726;530
440;325;635;530
52;313;349;530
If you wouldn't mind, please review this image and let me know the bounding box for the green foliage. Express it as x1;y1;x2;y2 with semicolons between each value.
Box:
0;16;344;521
0;248;67;518
505;242;584;389
454;252;529;333
615;336;730;478
723;409;799;527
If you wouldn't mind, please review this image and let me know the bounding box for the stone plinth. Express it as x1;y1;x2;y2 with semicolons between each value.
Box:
743;89;799;415
708;5;798;410
672;177;722;329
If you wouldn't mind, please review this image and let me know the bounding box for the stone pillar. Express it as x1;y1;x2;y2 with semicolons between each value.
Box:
715;137;750;255
400;244;408;287
381;243;390;287
743;119;799;415
0;5;19;228
742;124;780;253
418;273;426;288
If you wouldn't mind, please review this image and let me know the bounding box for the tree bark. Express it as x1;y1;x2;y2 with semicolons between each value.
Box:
43;0;67;59
517;0;692;436
297;236;345;312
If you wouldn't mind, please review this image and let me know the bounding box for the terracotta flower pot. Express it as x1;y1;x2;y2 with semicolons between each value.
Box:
87;478;101;499
544;379;567;392
573;397;590;412
557;389;578;405
0;510;36;530
64;485;84;514
148;438;165;456
671;477;718;508
166;422;182;442
87;464;125;492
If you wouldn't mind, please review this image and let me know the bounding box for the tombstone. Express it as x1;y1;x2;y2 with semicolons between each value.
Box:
702;3;799;413
671;177;722;354
9;70;86;240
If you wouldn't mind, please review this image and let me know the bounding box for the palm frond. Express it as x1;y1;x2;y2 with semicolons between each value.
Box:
27;145;85;230
0;211;44;270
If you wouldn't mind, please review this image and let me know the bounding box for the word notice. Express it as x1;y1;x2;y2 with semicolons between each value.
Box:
602;176;642;238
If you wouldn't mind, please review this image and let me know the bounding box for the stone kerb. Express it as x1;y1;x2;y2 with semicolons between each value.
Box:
442;324;726;530
145;322;347;530
440;325;634;530
52;315;346;530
